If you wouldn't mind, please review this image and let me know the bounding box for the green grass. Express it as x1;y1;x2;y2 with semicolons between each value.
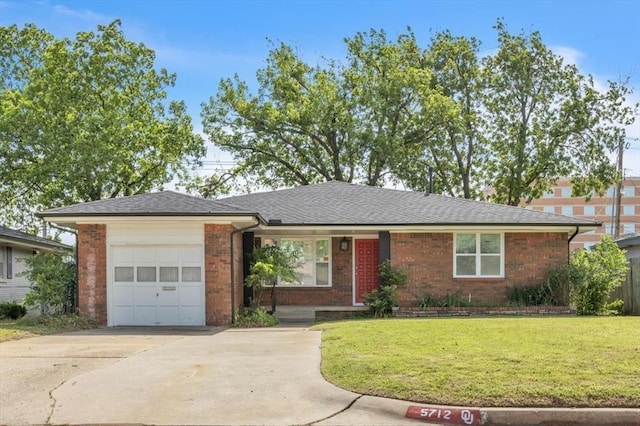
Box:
0;314;97;343
314;317;640;408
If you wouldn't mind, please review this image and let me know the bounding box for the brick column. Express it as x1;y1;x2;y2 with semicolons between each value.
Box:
77;224;107;325
204;224;238;325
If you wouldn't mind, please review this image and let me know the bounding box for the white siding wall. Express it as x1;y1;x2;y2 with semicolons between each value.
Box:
107;222;203;245
0;246;34;303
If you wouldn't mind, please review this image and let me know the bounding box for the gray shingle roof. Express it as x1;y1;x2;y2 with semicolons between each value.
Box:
221;181;598;227
38;182;600;228
0;226;72;251
39;191;259;217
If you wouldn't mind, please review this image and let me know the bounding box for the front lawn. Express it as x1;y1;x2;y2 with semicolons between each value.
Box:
0;314;97;342
315;317;640;407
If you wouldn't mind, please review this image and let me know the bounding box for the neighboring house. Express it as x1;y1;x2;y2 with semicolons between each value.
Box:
39;181;599;327
616;233;640;259
525;177;640;250
0;226;72;304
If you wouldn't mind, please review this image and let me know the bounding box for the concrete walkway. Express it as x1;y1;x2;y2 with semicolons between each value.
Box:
1;326;638;425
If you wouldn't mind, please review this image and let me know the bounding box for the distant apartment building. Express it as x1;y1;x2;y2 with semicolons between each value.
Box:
527;177;640;250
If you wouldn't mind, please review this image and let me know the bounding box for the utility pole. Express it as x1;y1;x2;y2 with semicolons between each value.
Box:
613;136;624;238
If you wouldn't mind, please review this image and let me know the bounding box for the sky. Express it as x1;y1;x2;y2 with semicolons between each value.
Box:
1;0;639;177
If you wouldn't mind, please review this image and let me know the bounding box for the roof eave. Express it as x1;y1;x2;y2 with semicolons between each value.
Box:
0;236;73;252
39;212;267;227
255;222;601;233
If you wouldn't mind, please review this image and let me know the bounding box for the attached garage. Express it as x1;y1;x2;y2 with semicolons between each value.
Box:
107;222;206;326
110;244;204;326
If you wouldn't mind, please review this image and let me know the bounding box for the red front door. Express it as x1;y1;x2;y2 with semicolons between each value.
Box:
354;239;379;304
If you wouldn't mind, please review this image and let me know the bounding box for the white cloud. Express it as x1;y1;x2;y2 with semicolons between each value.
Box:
51;4;110;23
550;45;584;67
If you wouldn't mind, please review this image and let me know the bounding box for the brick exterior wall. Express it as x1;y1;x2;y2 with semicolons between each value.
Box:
258;237;353;306
77;224;107;325
204;224;243;325
392;232;568;306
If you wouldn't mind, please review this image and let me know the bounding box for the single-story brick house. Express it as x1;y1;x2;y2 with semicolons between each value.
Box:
0;226;72;304
39;181;598;326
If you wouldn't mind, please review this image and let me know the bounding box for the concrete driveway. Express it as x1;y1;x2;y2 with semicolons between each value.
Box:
0;325;417;425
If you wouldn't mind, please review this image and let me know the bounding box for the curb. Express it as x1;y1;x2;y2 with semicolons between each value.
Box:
405;404;640;425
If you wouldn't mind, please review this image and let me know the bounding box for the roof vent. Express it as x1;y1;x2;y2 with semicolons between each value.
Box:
268;219;282;225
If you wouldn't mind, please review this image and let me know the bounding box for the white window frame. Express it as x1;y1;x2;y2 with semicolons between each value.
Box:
262;236;332;287
454;233;504;278
0;246;4;279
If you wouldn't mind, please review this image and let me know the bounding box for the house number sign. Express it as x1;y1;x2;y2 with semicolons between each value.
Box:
405;405;480;425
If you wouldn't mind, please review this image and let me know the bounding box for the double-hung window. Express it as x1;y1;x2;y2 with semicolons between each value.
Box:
454;233;503;277
262;237;331;286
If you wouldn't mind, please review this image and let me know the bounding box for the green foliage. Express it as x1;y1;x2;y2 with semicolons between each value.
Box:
201;22;636;206
0;302;27;319
0;21;205;231
570;237;628;315
363;261;406;317
245;244;300;308
233;306;279;328
603;299;625;316
200;29;453;196
481;20;636;206
420;293;436;309
18;253;76;311
507;264;573;306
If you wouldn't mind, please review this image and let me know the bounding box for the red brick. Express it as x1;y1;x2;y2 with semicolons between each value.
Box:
77;224;107;325
393;232;567;305
204;224;243;325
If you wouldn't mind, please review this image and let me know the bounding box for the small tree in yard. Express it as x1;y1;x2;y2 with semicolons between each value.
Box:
244;244;300;317
19;252;76;313
570;237;628;315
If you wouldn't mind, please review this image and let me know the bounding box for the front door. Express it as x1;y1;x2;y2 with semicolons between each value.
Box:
354;239;379;304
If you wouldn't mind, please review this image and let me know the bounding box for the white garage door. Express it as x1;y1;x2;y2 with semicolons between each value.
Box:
111;245;204;326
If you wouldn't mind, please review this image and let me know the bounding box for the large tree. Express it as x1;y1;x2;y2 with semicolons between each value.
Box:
395;30;486;199
481;21;636;206
200;29;453;195
201;23;636;206
0;20;205;231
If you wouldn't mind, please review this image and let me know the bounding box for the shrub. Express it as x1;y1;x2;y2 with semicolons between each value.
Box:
507;285;547;306
420;293;436;308
0;302;27;320
507;264;573;306
19;252;76;312
603;299;625;316
570;237;628;315
363;260;406;317
234;306;279;327
541;264;572;305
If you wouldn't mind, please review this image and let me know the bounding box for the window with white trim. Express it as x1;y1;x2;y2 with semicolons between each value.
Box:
262;237;331;286
454;233;503;277
0;246;4;279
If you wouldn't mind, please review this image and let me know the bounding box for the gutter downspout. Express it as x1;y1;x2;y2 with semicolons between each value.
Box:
568;226;580;262
230;221;260;325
